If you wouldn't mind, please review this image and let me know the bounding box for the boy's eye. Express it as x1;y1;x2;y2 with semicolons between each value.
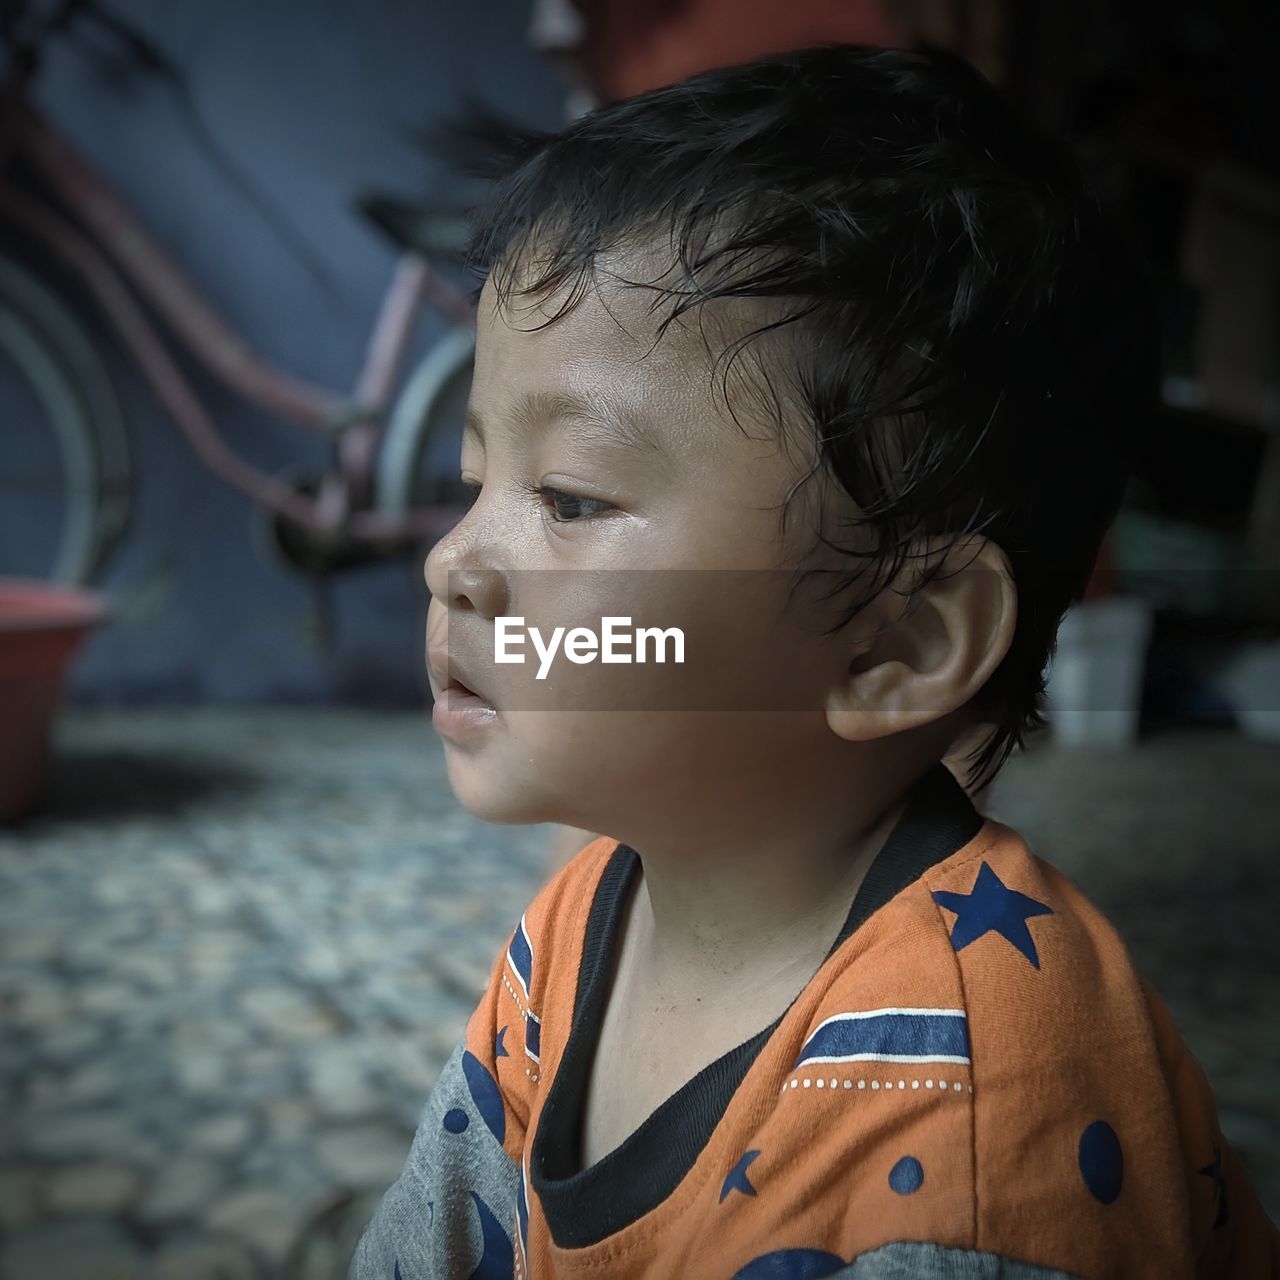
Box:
536;485;611;524
456;479;611;524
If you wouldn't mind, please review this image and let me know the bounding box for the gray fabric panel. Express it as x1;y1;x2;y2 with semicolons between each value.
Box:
824;1242;1083;1280
346;1038;521;1279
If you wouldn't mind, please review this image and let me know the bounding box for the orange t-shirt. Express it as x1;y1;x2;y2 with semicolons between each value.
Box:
350;762;1279;1278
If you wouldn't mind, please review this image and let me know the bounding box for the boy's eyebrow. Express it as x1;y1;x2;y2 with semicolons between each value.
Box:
464;389;662;455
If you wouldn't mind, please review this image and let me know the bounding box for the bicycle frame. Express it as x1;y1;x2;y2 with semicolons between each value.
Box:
0;78;477;546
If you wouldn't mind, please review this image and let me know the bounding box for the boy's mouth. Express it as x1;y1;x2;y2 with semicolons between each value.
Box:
430;662;499;739
446;672;493;706
428;649;495;709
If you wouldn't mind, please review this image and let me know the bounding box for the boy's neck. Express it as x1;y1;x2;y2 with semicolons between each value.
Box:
620;767;919;995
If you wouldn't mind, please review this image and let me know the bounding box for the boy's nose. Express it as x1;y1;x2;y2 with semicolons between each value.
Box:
423;551;508;621
422;529;464;601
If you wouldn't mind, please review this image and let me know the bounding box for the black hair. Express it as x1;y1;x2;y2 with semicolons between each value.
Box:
452;42;1158;793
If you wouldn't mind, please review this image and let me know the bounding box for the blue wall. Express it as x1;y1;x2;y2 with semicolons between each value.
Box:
22;0;564;704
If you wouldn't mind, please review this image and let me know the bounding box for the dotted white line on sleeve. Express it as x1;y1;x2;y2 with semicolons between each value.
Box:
780;1072;976;1096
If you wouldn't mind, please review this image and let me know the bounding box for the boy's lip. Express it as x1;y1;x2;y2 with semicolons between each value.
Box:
426;647;494;707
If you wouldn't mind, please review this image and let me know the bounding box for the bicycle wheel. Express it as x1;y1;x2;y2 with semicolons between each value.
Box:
374;324;475;523
0;253;131;585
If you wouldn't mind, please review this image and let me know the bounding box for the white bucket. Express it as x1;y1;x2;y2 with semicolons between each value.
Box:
1044;596;1154;747
1204;640;1280;742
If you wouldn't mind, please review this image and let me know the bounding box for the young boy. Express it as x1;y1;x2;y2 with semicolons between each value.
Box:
349;44;1279;1278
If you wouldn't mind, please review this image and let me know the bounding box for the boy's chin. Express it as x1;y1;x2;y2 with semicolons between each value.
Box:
442;762;552;827
447;783;535;826
456;798;543;826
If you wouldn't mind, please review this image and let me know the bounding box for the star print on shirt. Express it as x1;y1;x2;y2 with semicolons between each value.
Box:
932;861;1054;969
720;1150;762;1203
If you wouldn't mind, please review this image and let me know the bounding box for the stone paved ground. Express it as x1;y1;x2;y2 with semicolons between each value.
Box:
1;709;1277;1277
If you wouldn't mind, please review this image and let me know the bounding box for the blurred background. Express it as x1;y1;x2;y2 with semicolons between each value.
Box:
1;0;1277;1275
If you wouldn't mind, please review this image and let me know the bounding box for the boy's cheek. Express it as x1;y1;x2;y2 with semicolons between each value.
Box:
439;725;554;825
438;710;659;829
424;601;448;678
488;579;821;716
430;570;821;714
439;704;831;834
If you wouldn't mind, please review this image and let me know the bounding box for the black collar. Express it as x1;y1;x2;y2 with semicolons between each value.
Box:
530;760;984;1248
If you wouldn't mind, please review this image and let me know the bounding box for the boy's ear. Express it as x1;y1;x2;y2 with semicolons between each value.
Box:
824;536;1016;743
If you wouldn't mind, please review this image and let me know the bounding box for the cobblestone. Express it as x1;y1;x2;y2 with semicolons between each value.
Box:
0;1167;43;1231
134;1154;226;1225
44;1161;144;1215
149;1234;259;1280
204;1184;311;1261
310;1123;415;1187
0;707;1274;1277
0;1217;146;1279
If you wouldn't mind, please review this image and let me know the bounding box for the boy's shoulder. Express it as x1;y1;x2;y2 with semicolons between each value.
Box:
817;813;1152;1041
803;814;1174;1142
765;815;1235;1274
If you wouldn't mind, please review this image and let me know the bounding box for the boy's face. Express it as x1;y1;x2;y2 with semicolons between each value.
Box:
423;264;866;833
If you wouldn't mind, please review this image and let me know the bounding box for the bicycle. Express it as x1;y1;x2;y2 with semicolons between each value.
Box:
0;0;479;590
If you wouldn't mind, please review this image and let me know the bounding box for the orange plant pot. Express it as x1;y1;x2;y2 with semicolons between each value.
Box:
0;578;112;822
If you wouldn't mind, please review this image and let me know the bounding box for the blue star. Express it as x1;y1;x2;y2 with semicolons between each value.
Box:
720;1149;762;1203
932;862;1054;969
494;1025;509;1058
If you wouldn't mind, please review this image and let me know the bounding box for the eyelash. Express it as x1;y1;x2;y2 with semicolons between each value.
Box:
459;479;611;524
